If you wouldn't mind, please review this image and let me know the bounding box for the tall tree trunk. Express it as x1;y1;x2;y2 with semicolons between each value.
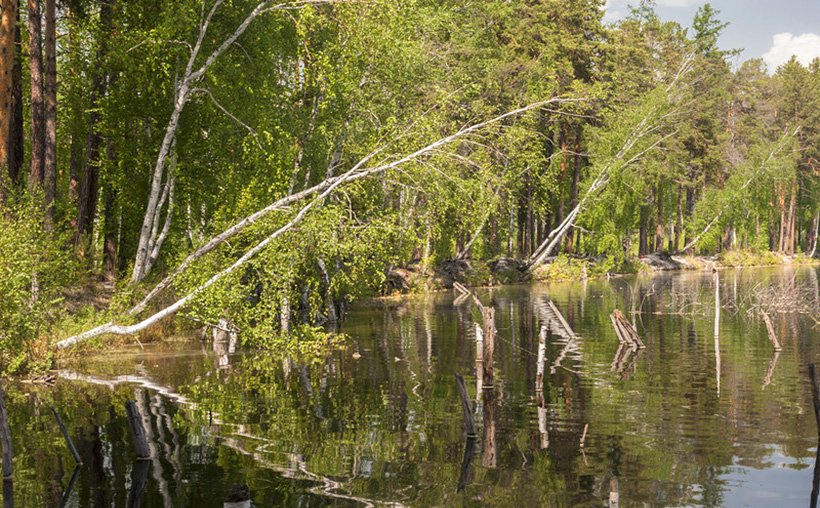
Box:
778;185;787;252
639;221;647;256
43;0;56;223
27;0;44;189
0;0;18;202
8;6;23;187
555;122;567;236
566;130;581;253
674;183;682;251
683;187;695;251
786;177;796;255
655;183;664;252
66;9;81;208
76;0;112;244
517;183;527;259
28;0;46;190
102;142;117;279
525;172;533;256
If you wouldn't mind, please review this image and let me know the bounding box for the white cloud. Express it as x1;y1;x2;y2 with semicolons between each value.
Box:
762;32;820;71
602;0;628;23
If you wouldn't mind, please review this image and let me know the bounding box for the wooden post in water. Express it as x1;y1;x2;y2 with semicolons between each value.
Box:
761;312;782;351
762;351;780;390
455;374;476;438
535;326;546;390
51;407;82;465
481;388;496;468
474;323;483;363
125;401;151;460
2;479;10;508
481;306;495;389
714;271;720;339
609;476;619;508
0;380;12;480
809;363;820;436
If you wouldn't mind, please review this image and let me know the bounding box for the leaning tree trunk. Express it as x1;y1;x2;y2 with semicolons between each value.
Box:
57;98;579;349
676;129;797;254
131;0;338;285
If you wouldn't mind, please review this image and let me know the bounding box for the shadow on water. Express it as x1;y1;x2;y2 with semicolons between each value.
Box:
456;437;476;493
59;465;81;508
126;461;150;508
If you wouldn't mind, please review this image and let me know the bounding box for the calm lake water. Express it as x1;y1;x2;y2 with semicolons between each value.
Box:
5;266;820;507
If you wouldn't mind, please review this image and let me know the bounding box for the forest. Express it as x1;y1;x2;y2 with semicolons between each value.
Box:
1;0;819;373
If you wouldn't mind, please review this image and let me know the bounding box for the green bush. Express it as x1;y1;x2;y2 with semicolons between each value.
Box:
0;195;77;374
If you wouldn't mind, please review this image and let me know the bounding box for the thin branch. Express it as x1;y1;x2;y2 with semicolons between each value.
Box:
191;87;262;148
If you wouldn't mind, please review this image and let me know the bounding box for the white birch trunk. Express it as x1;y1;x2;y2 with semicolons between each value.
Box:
58;98;577;349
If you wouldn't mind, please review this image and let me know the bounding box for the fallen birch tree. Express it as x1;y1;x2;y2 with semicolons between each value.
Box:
131;0;348;285
57;98;581;349
675;127;798;254
524;66;692;271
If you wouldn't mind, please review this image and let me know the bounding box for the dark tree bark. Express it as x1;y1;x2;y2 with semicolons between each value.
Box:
517;180;527;258
566;130;581;253
28;0;45;189
8;7;23;187
103;143;118;279
66;9;81;208
43;0;56;223
525;172;533;256
655;183;663;252
674;183;682;251
76;0;113;244
0;0;18;202
639;222;647;256
786;178;796;255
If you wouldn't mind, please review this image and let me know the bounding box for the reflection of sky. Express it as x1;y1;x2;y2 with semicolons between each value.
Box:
720;445;816;507
603;0;820;72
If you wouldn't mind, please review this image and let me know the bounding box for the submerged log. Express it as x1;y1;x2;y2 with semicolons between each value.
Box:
610;309;645;349
51;407;82;465
125;401;151;460
546;299;576;339
810;363;820;436
761;312;782;351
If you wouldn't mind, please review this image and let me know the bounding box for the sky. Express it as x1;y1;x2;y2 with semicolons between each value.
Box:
603;0;820;72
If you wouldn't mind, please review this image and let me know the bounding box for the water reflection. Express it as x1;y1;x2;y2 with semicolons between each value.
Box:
2;267;820;506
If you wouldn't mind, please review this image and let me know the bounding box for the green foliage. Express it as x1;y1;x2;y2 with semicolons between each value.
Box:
719;250;782;267
0;195;78;373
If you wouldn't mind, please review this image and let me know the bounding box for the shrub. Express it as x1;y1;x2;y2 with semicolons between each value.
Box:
0;195;77;373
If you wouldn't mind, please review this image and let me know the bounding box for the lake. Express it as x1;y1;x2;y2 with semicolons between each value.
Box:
4;266;820;507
